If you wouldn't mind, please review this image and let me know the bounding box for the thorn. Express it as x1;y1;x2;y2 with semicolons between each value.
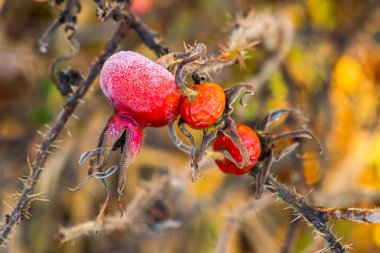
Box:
2;201;12;210
26;156;32;169
36;130;46;137
290;215;302;223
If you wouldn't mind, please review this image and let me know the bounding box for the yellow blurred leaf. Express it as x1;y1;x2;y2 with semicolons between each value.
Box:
303;157;320;185
333;56;363;94
189;165;225;198
0;118;24;139
307;0;335;29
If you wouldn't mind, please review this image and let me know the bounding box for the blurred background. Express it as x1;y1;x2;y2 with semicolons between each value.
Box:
1;0;380;252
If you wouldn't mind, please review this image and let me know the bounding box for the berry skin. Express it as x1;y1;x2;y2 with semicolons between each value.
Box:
213;124;261;175
180;82;226;129
100;51;182;128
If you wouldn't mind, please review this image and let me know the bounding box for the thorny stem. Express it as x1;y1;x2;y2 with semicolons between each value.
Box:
125;10;169;56
250;172;346;253
92;0;169;57
0;21;131;247
317;207;380;224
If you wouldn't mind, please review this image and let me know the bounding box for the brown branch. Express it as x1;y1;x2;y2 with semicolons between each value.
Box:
250;172;347;253
125;10;169;56
317;207;380;224
56;175;176;242
0;21;130;247
38;0;81;53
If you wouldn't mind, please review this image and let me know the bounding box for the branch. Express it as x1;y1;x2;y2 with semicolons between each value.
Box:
56;175;178;242
251;172;347;253
317;207;380;224
200;12;293;89
125;10;169;56
0;21;130;247
38;0;80;54
92;0;169;57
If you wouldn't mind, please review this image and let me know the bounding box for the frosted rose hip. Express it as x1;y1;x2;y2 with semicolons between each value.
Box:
77;51;183;219
100;51;181;127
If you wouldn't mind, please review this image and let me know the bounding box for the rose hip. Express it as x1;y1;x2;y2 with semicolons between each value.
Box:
179;82;226;129
79;51;182;216
213;124;261;175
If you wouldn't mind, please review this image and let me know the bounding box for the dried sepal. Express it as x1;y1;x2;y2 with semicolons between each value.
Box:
96;128;126;170
116;124;144;217
175;43;207;98
269;129;323;155
168;122;192;154
191;128;219;181
69;165;119;192
275;142;300;161
156;52;185;70
224;82;255;116
220;119;250;169
257;108;291;132
79;147;101;165
94;177;111;230
178;118;195;149
255;151;273;199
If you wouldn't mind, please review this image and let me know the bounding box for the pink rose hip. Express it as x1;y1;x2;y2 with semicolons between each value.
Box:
100;51;181;127
78;51;181;218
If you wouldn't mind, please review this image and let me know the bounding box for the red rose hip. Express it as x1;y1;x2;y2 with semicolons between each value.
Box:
180;82;226;129
213;124;261;175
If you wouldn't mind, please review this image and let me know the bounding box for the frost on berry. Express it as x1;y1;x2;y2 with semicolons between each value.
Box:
100;51;181;127
76;51;182;221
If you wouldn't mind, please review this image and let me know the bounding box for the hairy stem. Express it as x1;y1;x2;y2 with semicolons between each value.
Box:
250;172;346;253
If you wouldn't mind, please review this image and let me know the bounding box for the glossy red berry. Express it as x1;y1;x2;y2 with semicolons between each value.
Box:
100;51;182;128
213;124;261;175
179;82;226;129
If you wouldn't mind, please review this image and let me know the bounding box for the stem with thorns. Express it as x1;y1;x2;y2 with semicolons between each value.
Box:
250;171;346;253
317;207;380;224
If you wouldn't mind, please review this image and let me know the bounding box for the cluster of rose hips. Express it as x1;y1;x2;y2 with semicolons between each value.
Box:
77;43;321;218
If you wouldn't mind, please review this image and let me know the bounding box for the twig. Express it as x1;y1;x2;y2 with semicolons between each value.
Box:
56;175;179;242
0;21;130;247
251;172;346;253
38;0;81;53
200;12;293;89
125;10;169;56
313;190;380;207
317;207;380;224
